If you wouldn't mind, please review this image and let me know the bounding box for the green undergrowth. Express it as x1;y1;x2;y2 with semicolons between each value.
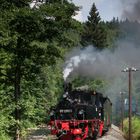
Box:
123;117;140;140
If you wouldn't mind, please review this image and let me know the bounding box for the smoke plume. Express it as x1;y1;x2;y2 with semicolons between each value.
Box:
120;0;140;22
63;44;140;81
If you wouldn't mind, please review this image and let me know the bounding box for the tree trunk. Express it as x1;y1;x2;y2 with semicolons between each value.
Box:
14;64;21;140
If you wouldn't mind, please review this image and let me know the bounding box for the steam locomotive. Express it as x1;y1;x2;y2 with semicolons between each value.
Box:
48;83;112;140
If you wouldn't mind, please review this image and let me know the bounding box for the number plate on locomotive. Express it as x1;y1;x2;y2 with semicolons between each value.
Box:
59;109;72;113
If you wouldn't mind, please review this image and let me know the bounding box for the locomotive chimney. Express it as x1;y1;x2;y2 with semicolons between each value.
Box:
63;82;72;93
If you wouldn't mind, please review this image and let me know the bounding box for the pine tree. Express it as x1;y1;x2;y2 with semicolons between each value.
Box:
87;3;101;26
82;3;107;49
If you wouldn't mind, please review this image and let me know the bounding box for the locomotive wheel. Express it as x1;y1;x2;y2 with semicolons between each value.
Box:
102;127;108;136
92;131;98;140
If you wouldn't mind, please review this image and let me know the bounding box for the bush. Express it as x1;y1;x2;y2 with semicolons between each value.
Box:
123;117;140;140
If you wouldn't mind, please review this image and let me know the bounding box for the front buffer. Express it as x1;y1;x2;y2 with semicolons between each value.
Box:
48;119;104;140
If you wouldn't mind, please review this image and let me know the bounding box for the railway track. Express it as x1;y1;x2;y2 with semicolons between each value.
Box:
98;125;126;140
26;124;126;140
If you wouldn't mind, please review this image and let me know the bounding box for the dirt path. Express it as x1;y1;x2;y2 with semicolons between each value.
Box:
24;125;55;140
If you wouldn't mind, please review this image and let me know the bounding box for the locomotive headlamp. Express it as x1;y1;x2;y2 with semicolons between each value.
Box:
96;107;98;112
78;109;84;115
63;92;68;98
50;111;54;116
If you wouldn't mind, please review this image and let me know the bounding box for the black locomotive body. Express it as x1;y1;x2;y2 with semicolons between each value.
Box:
48;85;112;140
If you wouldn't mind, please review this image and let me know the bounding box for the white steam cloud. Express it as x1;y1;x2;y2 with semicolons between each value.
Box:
63;47;95;80
63;43;140;81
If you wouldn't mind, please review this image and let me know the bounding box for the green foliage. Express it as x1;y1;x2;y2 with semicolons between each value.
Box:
42;61;64;107
124;117;140;140
0;84;15;139
0;0;31;10
39;2;82;48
